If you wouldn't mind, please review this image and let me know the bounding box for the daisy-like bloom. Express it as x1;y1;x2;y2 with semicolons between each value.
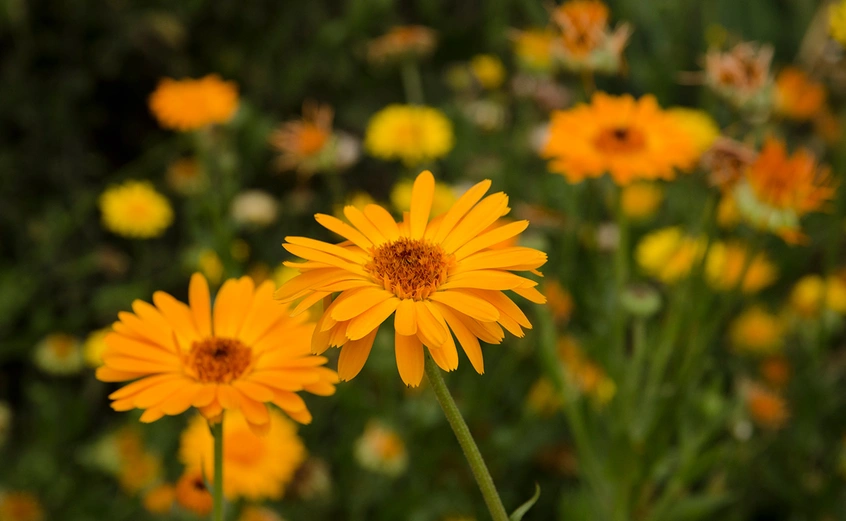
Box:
166;158;207;196
180;409;305;500
743;382;789;430
635;227;705;284
510;29;556;73
704;42;773;112
665;108;720;161
542;93;698;185
705;242;777;294
700;137;757;191
550;0;631;74
276;171;547;386
83;328;110;368
365;105;454;166
96;273;339;433
175;469;213;516
774;67;826;121
33;333;83;375
620;183;663;221
269;102;339;175
729;306;783;356
469;54;506;90
142;484;175;514
149;75;238;132
0;492;43;521
391;178;456;218
239;506;286;521
831;0;846;46
366;25;437;65
760;356;791;388
732;138;835;243
100;180;173;239
230;190;279;228
354;420;409;477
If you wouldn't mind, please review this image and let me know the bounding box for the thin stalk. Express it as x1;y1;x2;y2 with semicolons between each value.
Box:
400;60;425;105
210;419;224;521
424;357;509;521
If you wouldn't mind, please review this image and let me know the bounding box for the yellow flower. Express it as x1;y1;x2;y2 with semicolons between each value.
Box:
33;333;83;375
149;75;238;131
83;328;110;368
666;108;720;159
96;273;339;432
276;171;547;386
180;409;306;500
0;492;43;521
636;227;705;284
367;25;437;65
774;67;826;121
744;382;788;430
142;484;175;514
175;469;213;516
789;274;846;318
391;178;456;218
197;249;224;286
620;183;663;221
166;157;207;196
831;0;846;46
238;506;286;521
543;93;698;185
511;29;556;72
365;105;454;166
470;54;506;90
705;242;777;294
729;307;783;355
99;180;173;239
354;421;409;477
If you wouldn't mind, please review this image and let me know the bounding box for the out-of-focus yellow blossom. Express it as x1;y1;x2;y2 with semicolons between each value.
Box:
526;378;563;416
511;29;556;72
729;307;783;355
149;75;238;131
831;0;846;45
636;227;705;284
365;105;454;166
666;108;720;161
354;421;409;477
99;180;173;239
716;194;741;228
558;336;616;407
118;450;162;495
774;67;826;121
789;274;846;318
33;333;83;375
230;190;279;228
470;54;506;90
0;491;44;521
166;157;207;196
621;183;663;221
82;328;110;368
197;249;224;286
543;279;574;323
230;239;250;262
391;178;456;218
238;506;286;521
744;382;789;430
705;242;777;294
142;484;175;514
334;191;376;219
760;356;791;388
366;25;437;65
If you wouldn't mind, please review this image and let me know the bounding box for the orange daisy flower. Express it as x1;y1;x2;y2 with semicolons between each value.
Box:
276;170;547;386
96;273;339;433
149;75;238;132
542;93;698;184
269;102;335;175
550;0;630;73
774;67;826;121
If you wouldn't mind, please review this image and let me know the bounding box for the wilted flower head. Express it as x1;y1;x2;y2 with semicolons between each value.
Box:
704;42;773;114
365;105;454;166
230;190;279;228
33;333;83;375
149;75;238;131
550;0;631;74
269;102;355;175
774;67;826;121
700;137;757;190
367;25;437;65
354;421;409;476
100;180;174;239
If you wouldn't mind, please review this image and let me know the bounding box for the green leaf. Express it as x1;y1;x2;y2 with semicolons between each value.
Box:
510;483;541;521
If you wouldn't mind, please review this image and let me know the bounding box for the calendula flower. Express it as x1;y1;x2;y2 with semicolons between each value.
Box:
391;178;456;218
276;170;547;386
620;183;663;220
701;137;757;191
33;333;83;375
831;0;846;46
542;93;698;184
636;227;705;284
732;138;835;243
367;25;437;65
354;420;409;476
180;409;305;500
269;102;347;175
97;273;339;432
365;105;454;166
239;506;286;521
83;328;110;368
470;54;506;90
729;306;783;355
760;356;791;388
231;190;279;228
0;492;43;521
666;108;720;160
705;242;777;294
510;29;556;72
99;180;173;239
550;0;631;74
142;484;175;514
149;75;238;131
175;469;213;516
704;42;773;113
744;382;788;430
774;67;826;121
166;158;207;196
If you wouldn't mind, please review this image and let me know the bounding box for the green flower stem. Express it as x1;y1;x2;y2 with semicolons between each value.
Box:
210;419;224;521
400;60;425;105
424;357;509;521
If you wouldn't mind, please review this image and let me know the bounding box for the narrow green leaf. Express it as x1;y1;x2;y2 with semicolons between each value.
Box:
509;483;541;521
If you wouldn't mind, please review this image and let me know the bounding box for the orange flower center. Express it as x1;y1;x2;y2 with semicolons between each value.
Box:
297;124;329;156
366;237;451;300
186;337;252;383
593;126;647;155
